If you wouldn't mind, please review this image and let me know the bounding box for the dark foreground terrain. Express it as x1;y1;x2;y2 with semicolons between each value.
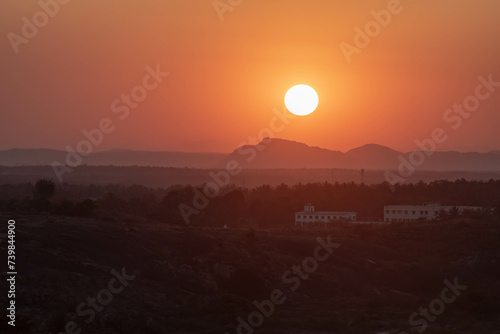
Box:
1;214;500;333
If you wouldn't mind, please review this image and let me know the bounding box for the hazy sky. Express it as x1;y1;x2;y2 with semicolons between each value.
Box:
1;0;500;153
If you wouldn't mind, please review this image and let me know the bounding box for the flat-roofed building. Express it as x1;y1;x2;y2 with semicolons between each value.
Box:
384;203;483;222
295;205;357;227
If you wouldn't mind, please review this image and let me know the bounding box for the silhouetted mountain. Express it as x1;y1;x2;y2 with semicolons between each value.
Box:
224;139;500;171
172;140;235;153
346;144;401;169
417;151;500;171
224;138;355;169
2;139;500;172
0;149;225;168
0;149;67;166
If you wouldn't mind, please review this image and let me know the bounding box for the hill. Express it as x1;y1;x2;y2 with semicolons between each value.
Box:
0;149;225;168
224;138;355;169
224;139;500;171
346;143;401;169
2;139;500;172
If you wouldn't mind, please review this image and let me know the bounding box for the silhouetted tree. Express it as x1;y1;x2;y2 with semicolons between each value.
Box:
435;208;449;221
462;208;493;221
5;179;499;226
33;179;56;199
449;206;462;220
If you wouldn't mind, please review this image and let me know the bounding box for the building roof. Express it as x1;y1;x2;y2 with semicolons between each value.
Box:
295;211;357;215
384;204;483;209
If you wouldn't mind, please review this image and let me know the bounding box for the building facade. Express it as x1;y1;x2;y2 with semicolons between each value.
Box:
295;205;357;227
384;204;483;222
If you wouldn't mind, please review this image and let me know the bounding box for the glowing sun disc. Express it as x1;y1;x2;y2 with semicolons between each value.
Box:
284;85;319;116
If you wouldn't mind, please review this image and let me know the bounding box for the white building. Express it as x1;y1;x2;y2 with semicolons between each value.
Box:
295;205;357;227
384;203;484;222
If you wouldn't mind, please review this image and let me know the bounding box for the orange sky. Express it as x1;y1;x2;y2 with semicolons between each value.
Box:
1;0;500;153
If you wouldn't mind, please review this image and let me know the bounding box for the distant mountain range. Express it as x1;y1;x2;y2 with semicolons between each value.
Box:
0;149;225;169
223;139;500;171
2;139;500;172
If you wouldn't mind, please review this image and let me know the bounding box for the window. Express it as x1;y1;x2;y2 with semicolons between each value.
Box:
393;210;396;214
412;211;416;214
386;210;389;214
398;210;402;214
309;216;312;219
405;210;408;214
420;211;424;214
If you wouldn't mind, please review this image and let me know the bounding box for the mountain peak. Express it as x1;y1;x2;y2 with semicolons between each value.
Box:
256;137;313;148
227;138;349;169
346;143;399;155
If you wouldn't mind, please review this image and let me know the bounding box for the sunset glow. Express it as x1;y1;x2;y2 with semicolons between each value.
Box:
1;2;500;333
1;1;499;153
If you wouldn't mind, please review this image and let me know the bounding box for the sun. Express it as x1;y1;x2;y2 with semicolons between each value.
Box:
284;85;319;116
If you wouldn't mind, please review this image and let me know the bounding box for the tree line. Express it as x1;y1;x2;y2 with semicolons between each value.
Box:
0;179;499;226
